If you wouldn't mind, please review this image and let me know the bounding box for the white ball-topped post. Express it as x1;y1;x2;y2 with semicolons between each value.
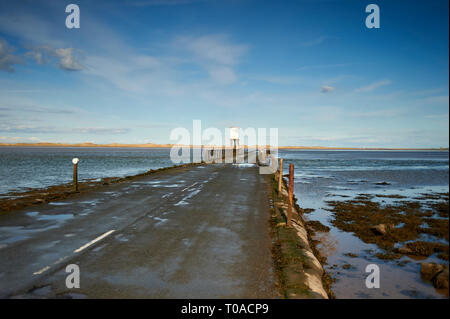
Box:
72;158;79;192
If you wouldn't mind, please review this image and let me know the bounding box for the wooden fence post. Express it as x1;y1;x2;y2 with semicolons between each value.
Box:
287;163;294;227
278;158;283;194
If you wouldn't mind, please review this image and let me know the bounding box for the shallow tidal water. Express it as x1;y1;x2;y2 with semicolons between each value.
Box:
0;147;173;195
278;150;449;299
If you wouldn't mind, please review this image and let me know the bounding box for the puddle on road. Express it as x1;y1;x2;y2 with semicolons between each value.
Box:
182;238;192;248
174;188;202;206
79;199;101;206
0;226;31;244
233;163;256;168
174;200;188;206
26;211;39;217
131;180;184;189
0;212;74;245
154;184;183;188
103;191;121;198
36;213;74;222
92;243;108;252
115;233;130;242
133;180;162;185
48;202;72;206
147;215;169;227
154;217;168;227
39;239;61;249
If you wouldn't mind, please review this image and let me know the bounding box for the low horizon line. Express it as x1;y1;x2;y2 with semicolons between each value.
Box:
0;142;448;151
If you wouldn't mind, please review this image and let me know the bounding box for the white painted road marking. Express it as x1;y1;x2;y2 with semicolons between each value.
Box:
33;266;50;275
181;182;198;192
74;230;115;253
32;230;115;275
33;256;70;275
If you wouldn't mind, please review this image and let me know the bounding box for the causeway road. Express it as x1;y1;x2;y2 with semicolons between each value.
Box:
0;163;276;298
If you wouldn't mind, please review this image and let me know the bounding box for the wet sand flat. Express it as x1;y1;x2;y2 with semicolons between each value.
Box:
278;150;449;299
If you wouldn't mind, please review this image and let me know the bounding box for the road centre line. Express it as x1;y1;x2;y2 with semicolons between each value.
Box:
74;230;115;253
32;230;115;275
33;266;50;275
181;182;198;192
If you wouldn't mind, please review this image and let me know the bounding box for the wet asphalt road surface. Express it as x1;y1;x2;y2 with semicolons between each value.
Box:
0;164;276;298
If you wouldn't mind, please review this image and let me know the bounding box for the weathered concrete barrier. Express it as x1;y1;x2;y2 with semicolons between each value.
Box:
267;169;330;299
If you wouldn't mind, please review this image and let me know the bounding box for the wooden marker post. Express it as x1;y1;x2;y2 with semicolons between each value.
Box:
72;158;79;192
287;163;294;227
278;158;283;194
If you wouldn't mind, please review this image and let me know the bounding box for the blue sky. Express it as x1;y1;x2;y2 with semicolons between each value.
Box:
0;0;448;147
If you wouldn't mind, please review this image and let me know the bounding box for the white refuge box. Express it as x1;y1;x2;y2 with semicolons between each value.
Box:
229;126;239;147
230;127;239;140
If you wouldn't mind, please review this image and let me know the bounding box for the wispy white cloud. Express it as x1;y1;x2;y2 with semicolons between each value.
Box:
83;54;168;93
0;124;130;135
136;123;174;129
320;85;335;93
0;96;79;115
0;105;74;115
0;9;65;48
355;79;392;92
53;48;84;71
0;39;23;72
174;34;248;84
298;105;343;123
26;46;84;71
287;134;388;146
419;95;449;104
285;126;449;148
247;75;304;85
176;34;247;65
0;136;40;143
82;33;248;91
349;108;406;118
298;63;351;71
300;36;327;47
425;113;449;119
207;65;237;84
412;87;448;96
74;127;130;134
0;90;46;94
25;50;44;64
0;124;60;134
300;36;337;47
